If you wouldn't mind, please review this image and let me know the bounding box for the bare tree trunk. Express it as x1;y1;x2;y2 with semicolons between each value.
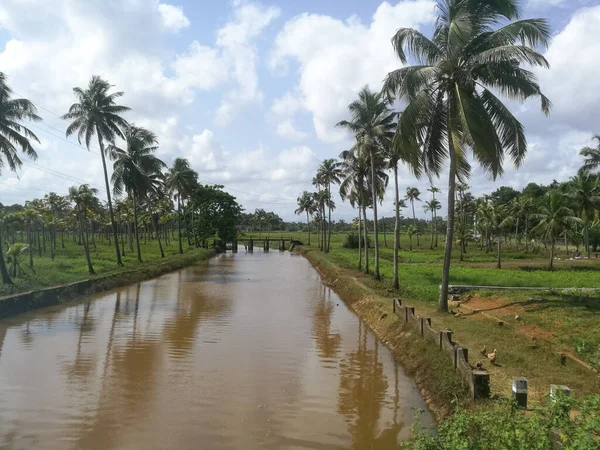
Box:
177;194;183;254
132;194;142;262
439;136;457;313
358;207;362;271
306;211;311;246
96;132;123;266
370;153;380;280
392;165;400;290
497;238;502;269
362;205;369;275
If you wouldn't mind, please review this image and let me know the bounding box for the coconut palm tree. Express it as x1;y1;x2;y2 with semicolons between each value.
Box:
0;72;41;176
62;76;130;266
428;186;441;246
569;170;600;258
316;159;342;253
0;74;42;284
580;136;600;175
295;191;315;246
383;0;552;311
18;208;39;269
6;243;28;277
337;86;395;280
108;126;166;263
479;201;513;268
69;184;98;275
532;191;581;269
424;199;441;250
404;187;421;246
165;158;198;254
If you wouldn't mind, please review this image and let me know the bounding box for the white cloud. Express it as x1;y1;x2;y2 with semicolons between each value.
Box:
270;0;436;143
270;92;308;140
157;3;190;32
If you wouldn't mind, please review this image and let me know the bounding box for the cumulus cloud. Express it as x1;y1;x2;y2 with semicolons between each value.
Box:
270;92;307;140
270;0;436;143
157;3;190;32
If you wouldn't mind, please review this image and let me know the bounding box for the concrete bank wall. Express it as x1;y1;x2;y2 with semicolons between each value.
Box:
0;250;215;319
394;298;491;400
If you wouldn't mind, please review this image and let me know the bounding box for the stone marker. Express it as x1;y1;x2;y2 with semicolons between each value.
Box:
512;377;528;408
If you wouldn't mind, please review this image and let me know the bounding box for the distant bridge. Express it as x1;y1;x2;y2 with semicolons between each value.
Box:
215;237;300;252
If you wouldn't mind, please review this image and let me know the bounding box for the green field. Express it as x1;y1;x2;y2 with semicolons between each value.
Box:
0;234;210;298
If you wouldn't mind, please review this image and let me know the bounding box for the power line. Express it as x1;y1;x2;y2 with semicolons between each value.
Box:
21;161;107;192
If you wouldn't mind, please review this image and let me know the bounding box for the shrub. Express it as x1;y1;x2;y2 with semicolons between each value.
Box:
343;232;370;249
403;395;600;450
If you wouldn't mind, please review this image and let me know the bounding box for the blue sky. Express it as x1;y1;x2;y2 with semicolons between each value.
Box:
1;0;600;221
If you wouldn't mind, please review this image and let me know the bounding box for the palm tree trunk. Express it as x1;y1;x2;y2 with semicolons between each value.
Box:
121;223;126;256
61;229;65;249
191;207;200;248
327;182;332;253
128;220;133;252
370;153;380;280
565;233;569;256
306;211;311;246
524;216;529;252
434;209;438;247
392;165;400;290
81;219;95;275
0;231;12;285
181;196;192;248
514;218;519;249
28;226;33;268
96;133;122;266
439;136;457;313
358;206;362;271
147;196;164;258
497;238;502;269
322;205;326;251
585;218;590;258
37;226;41;257
131;193;142;263
549;237;555;269
430;210;434;250
49;225;55;261
42;223;46;253
362;205;369;274
412;200;419;247
177;194;183;254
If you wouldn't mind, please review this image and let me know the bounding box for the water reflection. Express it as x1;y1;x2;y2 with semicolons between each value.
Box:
0;251;431;450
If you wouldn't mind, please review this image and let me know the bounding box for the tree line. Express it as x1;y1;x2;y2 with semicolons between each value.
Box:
0;74;242;285
293;0;595;312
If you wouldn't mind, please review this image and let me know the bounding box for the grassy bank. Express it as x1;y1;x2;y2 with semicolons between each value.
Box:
0;236;213;298
283;231;600;408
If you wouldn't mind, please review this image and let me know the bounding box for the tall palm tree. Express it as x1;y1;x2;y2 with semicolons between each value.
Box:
385;120;418;289
428;186;441;246
19;208;39;269
424;199;441;250
316;159;342;252
295;191;315;246
532;191;581;269
570;170;600;258
62;76;130;266
383;0;552;311
337;86;395;280
404;187;421;246
69;185;98;274
108;126;166;263
580;136;600;175
0;73;42;284
165;158;198;254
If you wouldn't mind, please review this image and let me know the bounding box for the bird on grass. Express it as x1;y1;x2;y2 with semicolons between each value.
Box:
488;349;498;365
480;345;487;356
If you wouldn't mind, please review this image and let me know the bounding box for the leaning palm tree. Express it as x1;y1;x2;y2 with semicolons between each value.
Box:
165;158;198;254
316;159;342;253
108;125;166;263
295;191;315;246
405;187;422;246
532;191;581;269
383;0;552;311
337;86;395;280
580;136;600;175
62;76;130;266
0;73;42;284
0;72;41;176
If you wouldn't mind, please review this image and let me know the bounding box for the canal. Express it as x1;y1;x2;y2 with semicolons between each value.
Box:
0;250;433;449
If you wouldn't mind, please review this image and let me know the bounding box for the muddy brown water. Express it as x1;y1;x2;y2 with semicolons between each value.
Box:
0;250;433;449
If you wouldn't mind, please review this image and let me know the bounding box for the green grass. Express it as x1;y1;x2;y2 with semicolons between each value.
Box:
0;233;205;297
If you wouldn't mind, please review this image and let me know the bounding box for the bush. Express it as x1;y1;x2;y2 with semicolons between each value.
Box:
343;232;370;249
403;395;600;450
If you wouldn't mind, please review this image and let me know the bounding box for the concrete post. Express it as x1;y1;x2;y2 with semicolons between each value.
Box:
473;370;491;400
512;377;528;408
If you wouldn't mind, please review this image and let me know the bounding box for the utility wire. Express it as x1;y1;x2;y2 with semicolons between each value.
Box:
21;161;107;192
